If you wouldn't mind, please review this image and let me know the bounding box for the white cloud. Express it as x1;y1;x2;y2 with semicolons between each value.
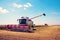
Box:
23;3;32;10
26;3;32;6
0;7;9;14
24;2;32;8
24;5;29;8
13;3;23;8
13;2;32;10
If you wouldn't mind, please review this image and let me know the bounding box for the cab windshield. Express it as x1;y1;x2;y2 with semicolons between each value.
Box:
19;19;26;24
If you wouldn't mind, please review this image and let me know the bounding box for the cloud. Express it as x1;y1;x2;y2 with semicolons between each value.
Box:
13;2;32;10
26;3;32;6
0;7;9;14
23;2;32;9
13;3;23;8
24;3;32;7
24;5;29;8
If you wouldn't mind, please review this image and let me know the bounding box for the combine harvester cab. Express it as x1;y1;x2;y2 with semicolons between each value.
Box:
17;17;33;32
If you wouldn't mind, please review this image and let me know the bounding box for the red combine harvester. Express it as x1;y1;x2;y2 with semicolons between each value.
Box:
6;13;46;32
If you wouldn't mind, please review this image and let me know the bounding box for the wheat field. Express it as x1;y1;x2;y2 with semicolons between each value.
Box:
0;26;60;40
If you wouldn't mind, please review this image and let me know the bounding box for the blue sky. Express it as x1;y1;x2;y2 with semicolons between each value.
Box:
0;0;60;25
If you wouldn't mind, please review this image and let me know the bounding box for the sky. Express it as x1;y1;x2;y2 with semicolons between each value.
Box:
0;0;60;25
